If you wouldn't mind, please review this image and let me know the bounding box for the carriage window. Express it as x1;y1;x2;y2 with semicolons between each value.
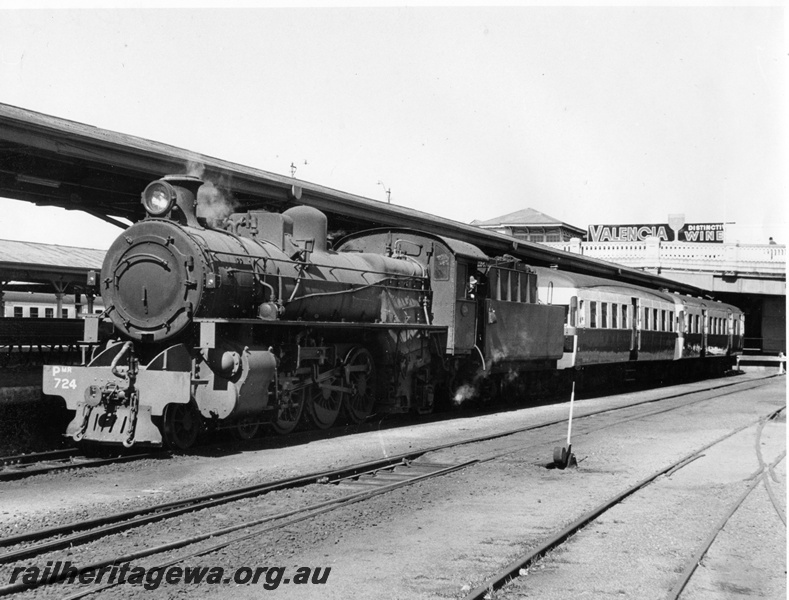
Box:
432;246;450;281
467;273;480;299
590;301;598;328
601;303;608;328
622;305;629;329
612;303;618;328
45;308;54;318
61;308;69;318
643;307;650;330
569;296;578;327
579;300;585;327
13;306;23;318
653;309;659;331
30;307;39;318
660;310;666;332
511;272;520;302
694;315;700;333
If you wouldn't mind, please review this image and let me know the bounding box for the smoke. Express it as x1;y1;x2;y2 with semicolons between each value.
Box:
453;384;478;406
197;181;239;226
186;162;239;227
186;161;205;179
452;348;517;406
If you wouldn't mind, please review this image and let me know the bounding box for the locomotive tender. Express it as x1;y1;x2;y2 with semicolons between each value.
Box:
42;175;744;449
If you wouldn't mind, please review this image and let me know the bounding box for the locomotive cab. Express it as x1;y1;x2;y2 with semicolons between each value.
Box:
337;229;487;355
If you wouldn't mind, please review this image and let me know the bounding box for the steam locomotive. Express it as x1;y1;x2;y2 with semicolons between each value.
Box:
42;175;744;449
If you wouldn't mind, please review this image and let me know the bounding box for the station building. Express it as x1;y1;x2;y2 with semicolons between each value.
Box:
471;208;586;244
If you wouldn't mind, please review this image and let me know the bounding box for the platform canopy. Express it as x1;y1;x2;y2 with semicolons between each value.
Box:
0;103;708;297
0;238;104;296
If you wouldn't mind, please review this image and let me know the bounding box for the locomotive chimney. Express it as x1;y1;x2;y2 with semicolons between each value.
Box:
166;175;203;227
141;175;203;227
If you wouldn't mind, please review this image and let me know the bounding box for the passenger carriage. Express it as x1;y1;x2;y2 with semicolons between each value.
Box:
532;267;743;382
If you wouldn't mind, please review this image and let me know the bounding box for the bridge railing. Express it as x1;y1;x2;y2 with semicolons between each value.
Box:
544;239;786;276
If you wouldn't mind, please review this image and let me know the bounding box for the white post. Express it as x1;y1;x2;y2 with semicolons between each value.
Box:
567;381;576;447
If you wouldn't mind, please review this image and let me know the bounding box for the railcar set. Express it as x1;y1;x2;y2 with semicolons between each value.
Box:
42;175;744;449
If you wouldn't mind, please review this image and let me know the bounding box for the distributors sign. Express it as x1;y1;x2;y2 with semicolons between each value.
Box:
588;222;725;243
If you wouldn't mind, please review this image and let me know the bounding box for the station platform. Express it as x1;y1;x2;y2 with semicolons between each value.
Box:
736;353;787;373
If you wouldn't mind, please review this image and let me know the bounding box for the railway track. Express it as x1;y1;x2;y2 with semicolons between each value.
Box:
664;410;786;600
0;372;759;484
460;405;786;600
0;448;161;482
0;373;778;598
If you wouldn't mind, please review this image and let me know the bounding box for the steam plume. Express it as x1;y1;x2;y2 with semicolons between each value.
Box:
185;162;239;227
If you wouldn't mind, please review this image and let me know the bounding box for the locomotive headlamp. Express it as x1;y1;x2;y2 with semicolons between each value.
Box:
142;180;176;216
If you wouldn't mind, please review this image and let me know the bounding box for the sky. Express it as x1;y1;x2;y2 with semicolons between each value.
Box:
0;3;785;250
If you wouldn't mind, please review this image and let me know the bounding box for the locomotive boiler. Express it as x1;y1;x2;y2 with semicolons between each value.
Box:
43;175;441;448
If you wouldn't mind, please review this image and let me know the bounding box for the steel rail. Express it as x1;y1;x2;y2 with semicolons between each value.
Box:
666;449;787;600
0;374;771;560
761;471;786;526
0;450;159;482
0;454;432;563
0;447;78;468
0;460;477;597
753;412;786;526
461;407;786;600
